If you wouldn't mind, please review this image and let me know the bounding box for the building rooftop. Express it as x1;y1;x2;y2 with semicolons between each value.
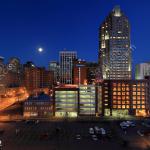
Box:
27;93;51;102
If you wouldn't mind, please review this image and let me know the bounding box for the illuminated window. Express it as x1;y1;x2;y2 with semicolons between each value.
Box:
118;105;121;108
137;101;141;104
113;88;117;91
137;96;141;100
133;96;136;100
118;92;121;95
133;101;136;104
137;92;141;96
118;96;121;100
122;101;125;104
133;105;136;109
122;87;125;91
113;100;117;104
133;92;136;95
122;96;125;100
113;105;117;108
118;101;121;104
113;96;116;99
122;92;125;95
133;88;136;91
137;105;141;109
113;92;116;95
122;105;125;109
137;84;141;87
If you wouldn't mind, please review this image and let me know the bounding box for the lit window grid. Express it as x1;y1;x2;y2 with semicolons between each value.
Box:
111;82;147;109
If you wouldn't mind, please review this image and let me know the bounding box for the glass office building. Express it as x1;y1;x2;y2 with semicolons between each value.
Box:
59;51;77;84
99;6;131;80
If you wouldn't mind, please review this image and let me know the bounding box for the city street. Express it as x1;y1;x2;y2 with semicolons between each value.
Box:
0;120;149;150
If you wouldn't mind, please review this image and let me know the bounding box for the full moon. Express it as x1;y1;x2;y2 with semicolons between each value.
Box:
38;47;43;52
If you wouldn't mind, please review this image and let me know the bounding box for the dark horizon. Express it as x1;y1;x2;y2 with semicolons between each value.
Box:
0;0;150;71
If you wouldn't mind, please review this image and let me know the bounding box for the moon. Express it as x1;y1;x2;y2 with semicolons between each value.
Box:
38;47;43;53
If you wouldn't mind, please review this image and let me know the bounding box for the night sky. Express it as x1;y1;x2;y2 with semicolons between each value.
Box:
0;0;150;72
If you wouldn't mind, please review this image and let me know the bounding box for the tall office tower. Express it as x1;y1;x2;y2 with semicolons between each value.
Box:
49;61;60;84
59;51;77;84
73;59;87;85
135;62;150;79
99;6;131;80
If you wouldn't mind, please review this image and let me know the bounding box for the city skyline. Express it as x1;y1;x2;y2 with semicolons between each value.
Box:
0;0;150;70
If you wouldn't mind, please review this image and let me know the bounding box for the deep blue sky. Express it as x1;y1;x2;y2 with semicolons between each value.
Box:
0;0;150;70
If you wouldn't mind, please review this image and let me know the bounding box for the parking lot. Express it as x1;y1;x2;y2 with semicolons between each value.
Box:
0;120;150;150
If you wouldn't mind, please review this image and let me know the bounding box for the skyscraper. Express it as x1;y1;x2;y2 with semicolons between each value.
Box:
60;51;77;84
99;6;131;80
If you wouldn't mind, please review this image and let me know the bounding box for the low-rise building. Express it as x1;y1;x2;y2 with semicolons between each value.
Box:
54;85;102;117
24;94;53;118
54;85;79;117
100;78;150;117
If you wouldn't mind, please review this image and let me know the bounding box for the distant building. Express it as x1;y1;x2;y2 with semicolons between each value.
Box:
73;59;87;85
49;61;60;84
86;62;98;84
23;62;54;94
59;51;77;84
99;6;131;79
0;57;22;87
4;71;21;87
8;57;21;73
24;93;53;118
0;56;4;64
135;62;150;79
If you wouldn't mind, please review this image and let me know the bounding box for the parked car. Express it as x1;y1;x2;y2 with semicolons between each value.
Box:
120;121;135;129
126;121;136;127
100;128;106;136
94;126;101;134
120;121;129;127
0;140;2;150
35;120;40;124
91;134;98;141
76;134;81;140
89;128;94;134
